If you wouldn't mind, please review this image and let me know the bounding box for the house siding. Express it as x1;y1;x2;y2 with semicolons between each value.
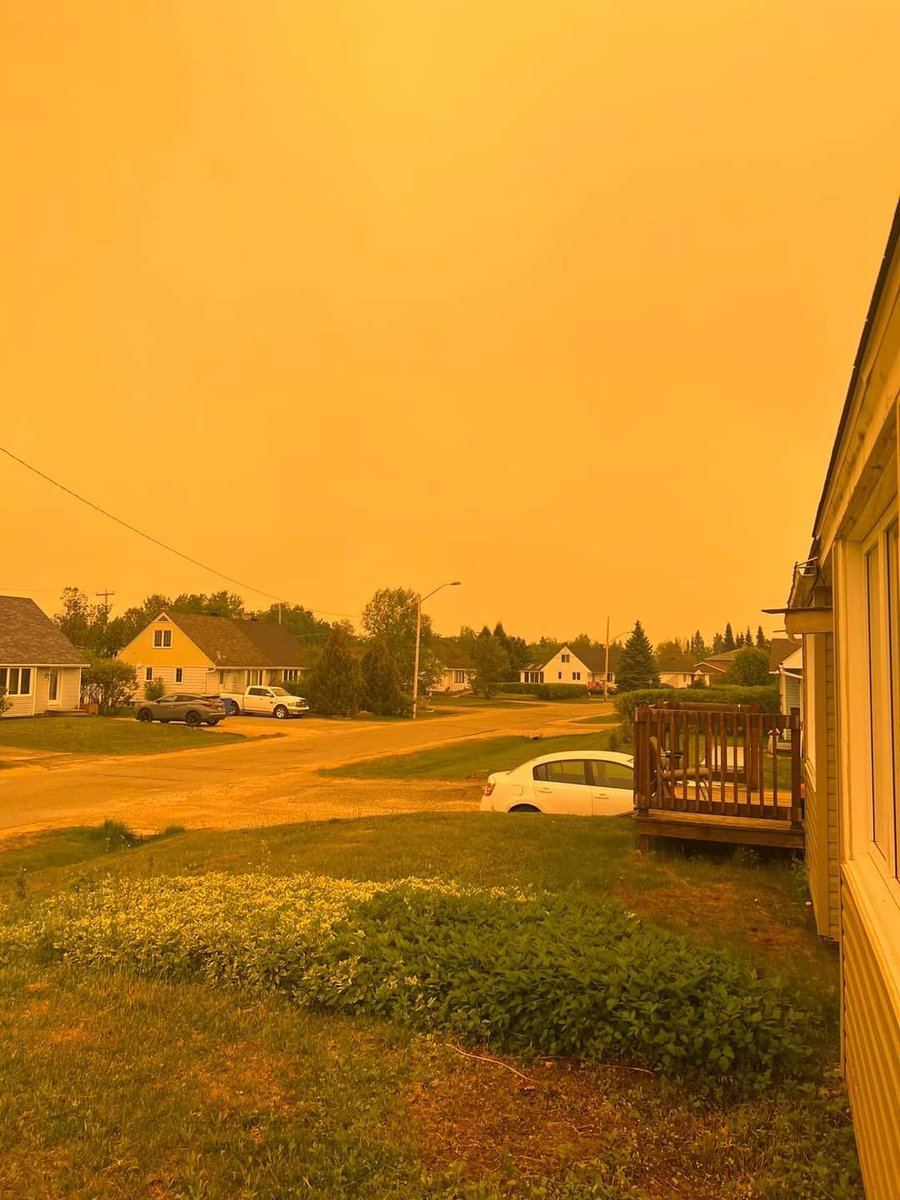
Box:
0;665;83;717
841;865;900;1200
140;665;213;697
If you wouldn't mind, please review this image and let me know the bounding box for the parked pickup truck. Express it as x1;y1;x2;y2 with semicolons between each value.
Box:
219;686;310;719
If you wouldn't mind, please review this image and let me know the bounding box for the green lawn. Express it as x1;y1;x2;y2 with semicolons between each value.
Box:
322;730;616;780
0;815;856;1199
0;716;246;756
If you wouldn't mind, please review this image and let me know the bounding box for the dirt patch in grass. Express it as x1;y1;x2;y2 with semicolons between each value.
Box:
408;1054;740;1199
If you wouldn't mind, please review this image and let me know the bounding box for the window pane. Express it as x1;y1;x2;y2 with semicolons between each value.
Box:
598;761;634;789
9;669;19;694
532;763;547;781
888;522;899;876
867;546;893;861
19;668;31;695
544;760;588;785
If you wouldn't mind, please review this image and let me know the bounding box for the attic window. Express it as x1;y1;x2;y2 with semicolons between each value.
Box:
153;630;172;648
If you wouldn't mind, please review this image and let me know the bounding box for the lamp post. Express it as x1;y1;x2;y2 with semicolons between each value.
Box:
412;580;461;719
604;618;633;700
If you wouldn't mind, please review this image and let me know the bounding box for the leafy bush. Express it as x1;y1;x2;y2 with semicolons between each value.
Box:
613;685;780;728
81;658;138;715
497;683;587;700
144;677;166;702
3;873;817;1089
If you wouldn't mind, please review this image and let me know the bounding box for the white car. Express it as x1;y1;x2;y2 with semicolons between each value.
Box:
480;750;635;817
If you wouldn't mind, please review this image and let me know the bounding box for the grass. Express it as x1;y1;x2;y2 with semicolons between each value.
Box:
321;731;616;781
0;716;245;757
0;815;855;1199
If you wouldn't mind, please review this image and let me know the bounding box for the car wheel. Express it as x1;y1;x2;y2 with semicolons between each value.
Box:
509;804;541;813
273;705;288;719
206;719;220;726
185;711;202;728
136;709;153;723
226;700;240;716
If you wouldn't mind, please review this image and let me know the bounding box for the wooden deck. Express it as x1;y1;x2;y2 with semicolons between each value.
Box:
632;703;804;852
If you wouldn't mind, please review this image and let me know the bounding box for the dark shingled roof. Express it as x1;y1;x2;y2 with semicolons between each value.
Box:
525;643;622;673
769;637;802;671
0;596;88;666
166;612;310;668
433;638;476;670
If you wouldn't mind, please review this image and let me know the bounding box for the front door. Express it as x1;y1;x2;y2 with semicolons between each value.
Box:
47;669;60;706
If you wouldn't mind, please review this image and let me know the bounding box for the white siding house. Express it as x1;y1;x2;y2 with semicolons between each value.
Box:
0;596;87;717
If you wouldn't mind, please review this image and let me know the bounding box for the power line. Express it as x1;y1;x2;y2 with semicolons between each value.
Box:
1;445;354;618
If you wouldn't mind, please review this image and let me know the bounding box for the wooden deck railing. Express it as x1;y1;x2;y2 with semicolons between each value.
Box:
633;703;803;828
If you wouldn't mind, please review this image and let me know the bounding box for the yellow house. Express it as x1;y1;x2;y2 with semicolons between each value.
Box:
783;199;900;1200
117;611;311;698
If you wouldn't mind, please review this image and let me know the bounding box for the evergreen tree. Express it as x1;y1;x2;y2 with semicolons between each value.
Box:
756;625;768;650
305;623;361;717
745;626;754;648
689;630;706;661
723;623;735;651
360;640;406;716
471;634;510;698
711;632;725;654
736;631;746;648
616;621;660;692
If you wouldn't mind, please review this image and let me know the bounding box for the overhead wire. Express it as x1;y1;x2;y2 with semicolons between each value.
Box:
0;445;354;618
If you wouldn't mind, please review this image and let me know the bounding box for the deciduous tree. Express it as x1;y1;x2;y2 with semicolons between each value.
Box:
361;587;437;694
82;659;138;714
471;634;510;698
727;647;771;687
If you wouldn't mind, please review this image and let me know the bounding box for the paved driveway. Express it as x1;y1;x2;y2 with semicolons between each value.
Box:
0;700;607;839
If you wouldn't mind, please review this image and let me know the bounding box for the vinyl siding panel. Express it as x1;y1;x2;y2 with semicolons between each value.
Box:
823;635;840;939
142;666;214;697
841;868;900;1200
58;667;82;710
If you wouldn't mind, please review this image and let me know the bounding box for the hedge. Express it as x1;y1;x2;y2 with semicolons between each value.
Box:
497;682;587;700
613;685;780;727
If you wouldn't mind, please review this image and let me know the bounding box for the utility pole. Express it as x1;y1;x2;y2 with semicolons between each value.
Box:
411;580;462;719
604;615;610;701
96;589;115;610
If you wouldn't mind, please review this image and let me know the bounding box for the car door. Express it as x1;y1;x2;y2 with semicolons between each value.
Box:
245;687;269;714
532;759;593;815
589;759;635;815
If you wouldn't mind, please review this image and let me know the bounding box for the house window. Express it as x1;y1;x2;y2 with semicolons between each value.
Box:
153;629;172;648
572;671;581;681
283;670;303;682
145;667;153;682
0;667;31;696
454;670;466;684
175;668;184;684
865;517;899;875
561;653;570;663
558;672;563;679
248;670;263;686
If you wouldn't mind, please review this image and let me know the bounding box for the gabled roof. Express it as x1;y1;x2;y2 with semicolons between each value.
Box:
0;596;88;666
769;637;802;672
657;655;693;673
164;612;310;668
432;638;475;671
525;643;621;673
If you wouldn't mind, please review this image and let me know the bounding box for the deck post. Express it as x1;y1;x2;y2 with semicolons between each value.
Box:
789;706;803;830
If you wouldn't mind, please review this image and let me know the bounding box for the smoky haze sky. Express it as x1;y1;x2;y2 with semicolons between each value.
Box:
1;1;898;644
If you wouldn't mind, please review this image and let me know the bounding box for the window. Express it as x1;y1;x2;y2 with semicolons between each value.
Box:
561;653;570;663
175;668;184;684
153;629;172;648
248;670;263;686
865;516;899;875
454;670;466;684
533;759;589;785
557;672;563;680
145;667;153;682
524;671;544;684
283;670;302;682
572;671;581;681
248;687;266;696
593;760;634;790
0;667;31;696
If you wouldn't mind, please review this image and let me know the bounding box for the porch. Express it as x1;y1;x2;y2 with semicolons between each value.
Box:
632;703;804;851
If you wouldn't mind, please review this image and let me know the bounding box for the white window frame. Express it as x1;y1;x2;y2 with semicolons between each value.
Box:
561;653;570;663
145;667;153;682
0;667;32;696
175;667;184;684
572;671;581;681
153;629;172;649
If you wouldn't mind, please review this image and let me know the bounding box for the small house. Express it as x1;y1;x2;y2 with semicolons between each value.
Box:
0;595;88;717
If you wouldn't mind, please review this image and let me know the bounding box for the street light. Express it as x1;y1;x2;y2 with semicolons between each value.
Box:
604;618;633;701
412;580;461;719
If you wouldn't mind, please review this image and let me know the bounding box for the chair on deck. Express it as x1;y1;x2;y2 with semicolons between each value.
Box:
649;735;710;802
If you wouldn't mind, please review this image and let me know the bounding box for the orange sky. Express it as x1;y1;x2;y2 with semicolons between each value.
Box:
1;1;898;643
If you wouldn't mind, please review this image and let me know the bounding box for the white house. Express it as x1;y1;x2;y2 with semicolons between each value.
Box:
0;595;87;717
520;643;620;691
778;199;900;1200
431;639;476;693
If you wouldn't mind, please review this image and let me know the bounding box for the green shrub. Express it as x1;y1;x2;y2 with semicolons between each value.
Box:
144;678;166;702
613;685;780;727
497;683;587;700
5;873;817;1089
